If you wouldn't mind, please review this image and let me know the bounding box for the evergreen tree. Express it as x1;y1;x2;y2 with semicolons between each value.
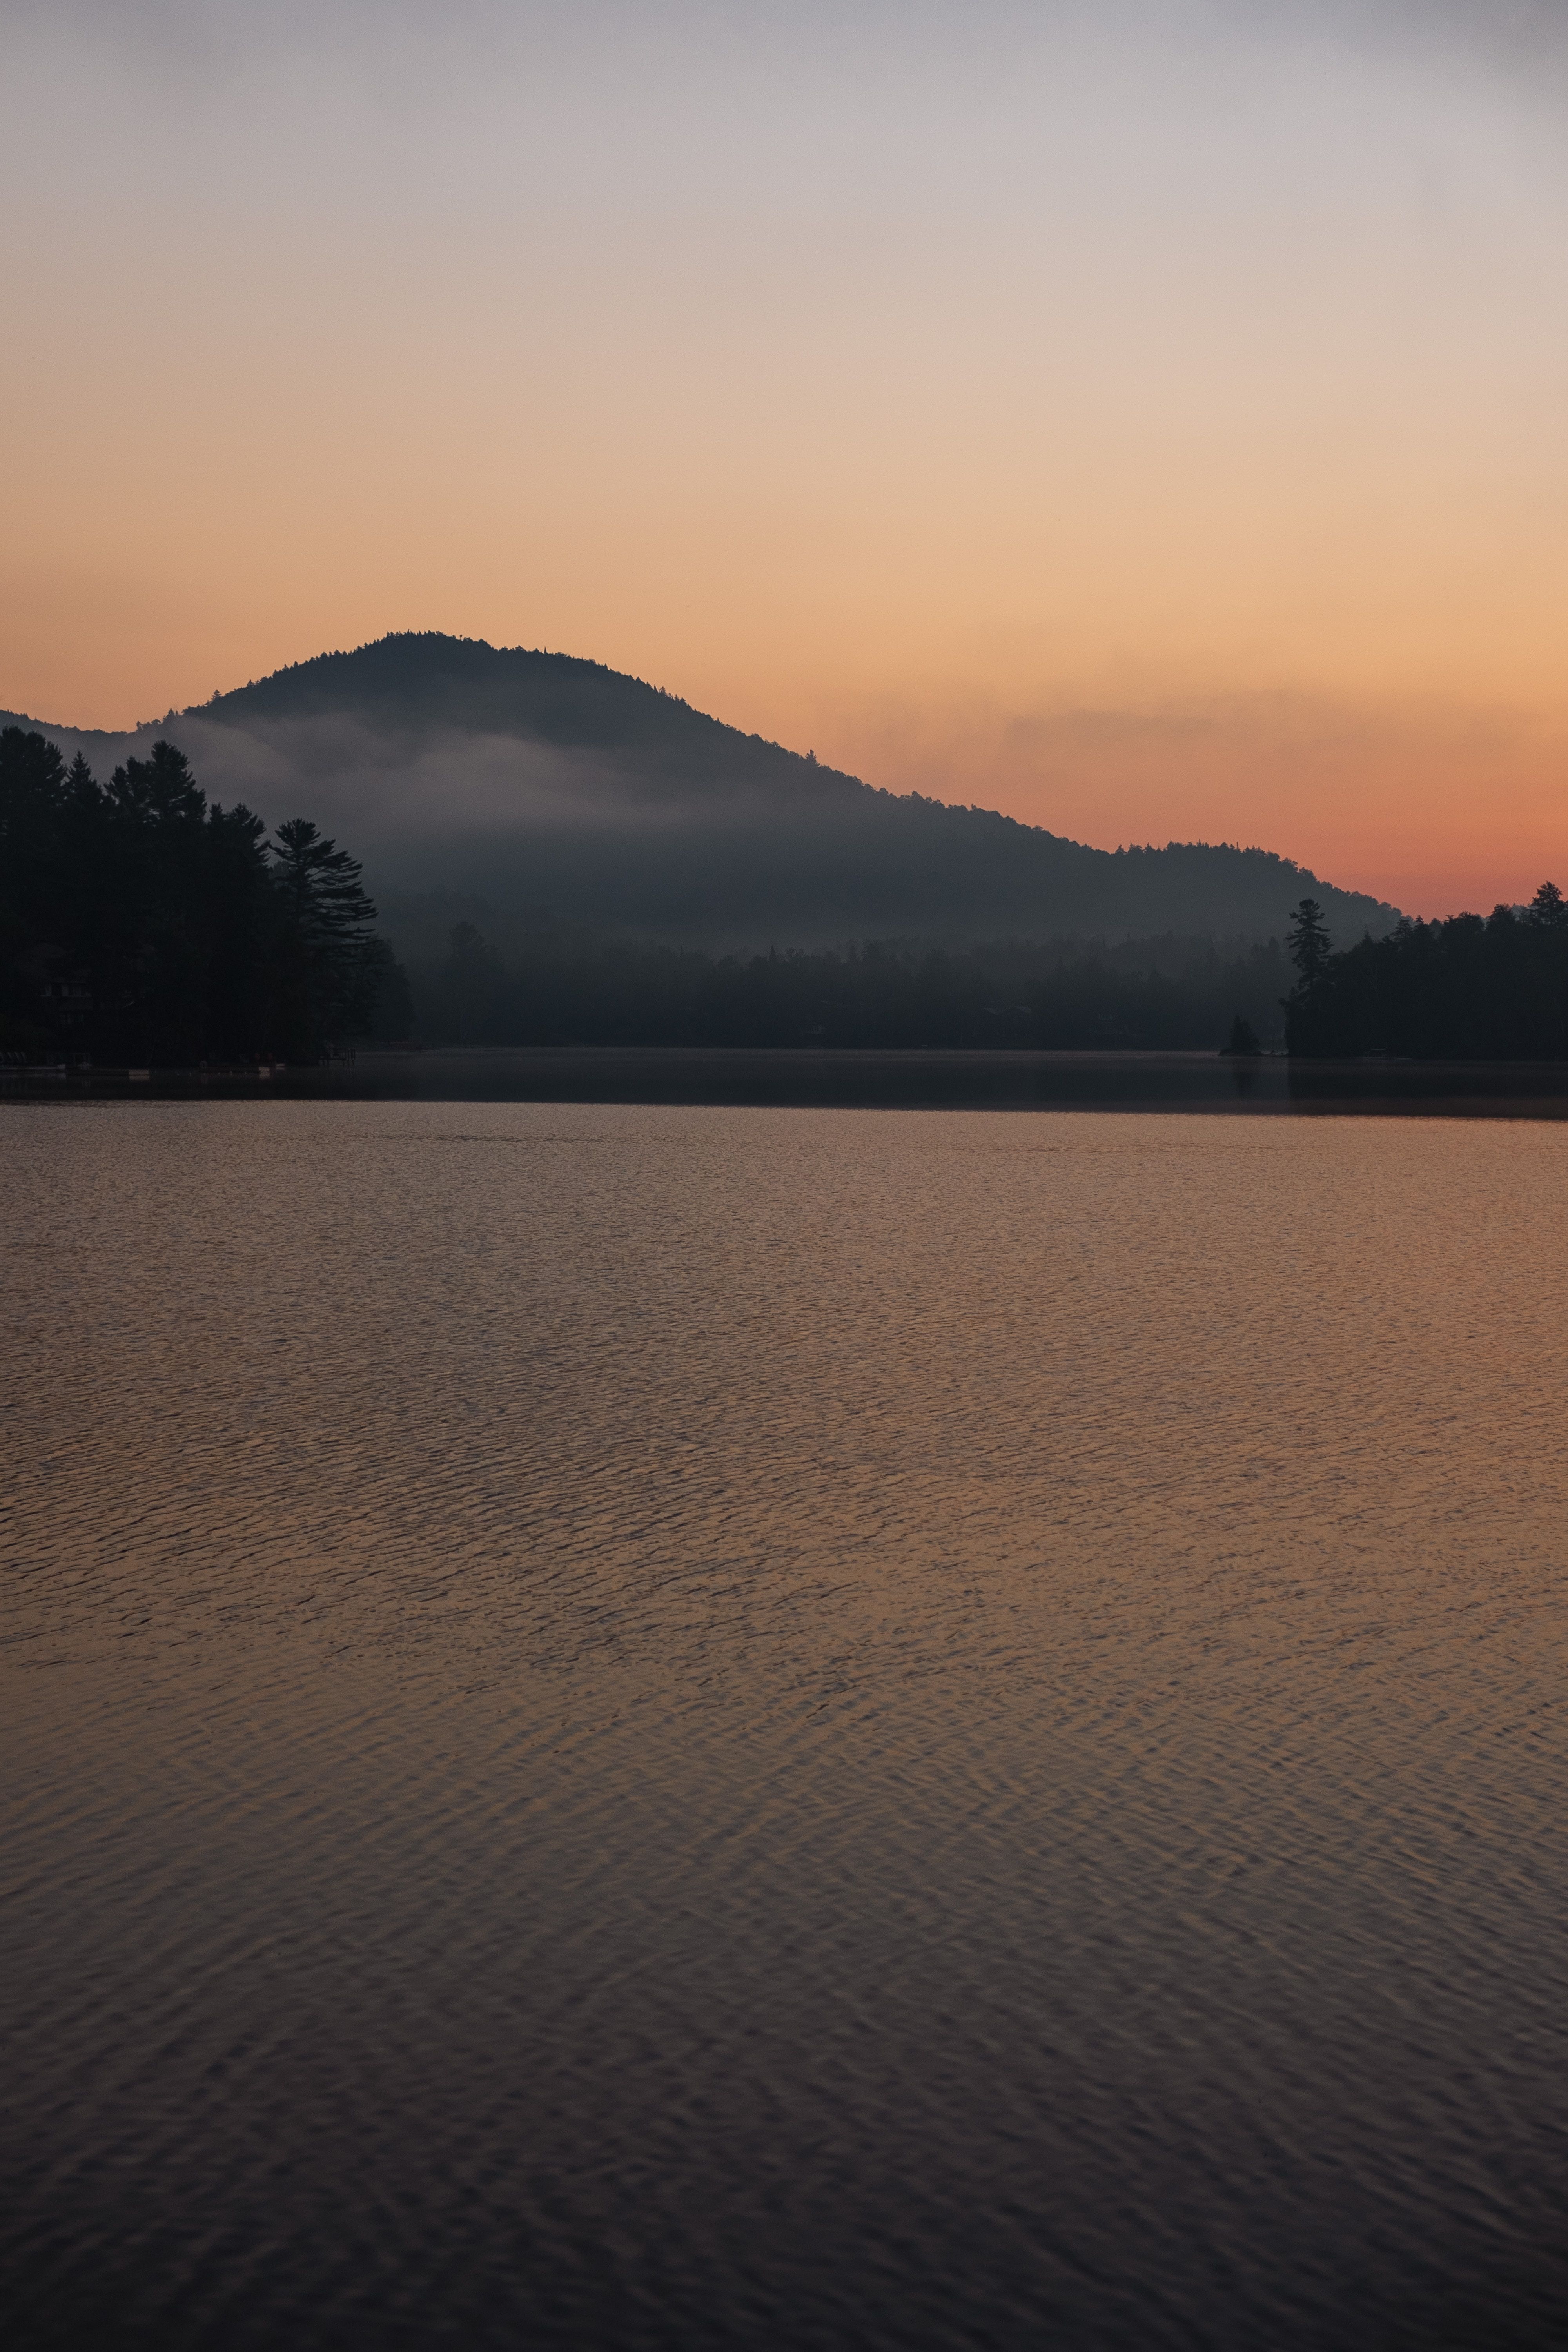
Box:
268;818;382;1057
206;802;273;1058
1286;897;1333;987
107;743;211;1060
0;728;69;1048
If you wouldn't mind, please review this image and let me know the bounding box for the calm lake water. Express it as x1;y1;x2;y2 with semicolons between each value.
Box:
4;1101;1567;2350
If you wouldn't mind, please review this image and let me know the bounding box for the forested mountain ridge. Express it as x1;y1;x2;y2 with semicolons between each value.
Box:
4;633;1399;949
10;706;1563;1065
203;635;856;802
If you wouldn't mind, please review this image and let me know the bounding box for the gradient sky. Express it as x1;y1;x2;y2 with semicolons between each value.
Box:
5;0;1568;914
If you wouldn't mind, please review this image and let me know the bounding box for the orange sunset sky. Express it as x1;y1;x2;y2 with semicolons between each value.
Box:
5;0;1567;917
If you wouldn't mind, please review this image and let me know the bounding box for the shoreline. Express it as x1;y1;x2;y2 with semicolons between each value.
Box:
8;1045;1568;1116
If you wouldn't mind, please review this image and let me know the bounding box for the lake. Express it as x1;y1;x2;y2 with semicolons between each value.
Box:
4;1100;1567;2349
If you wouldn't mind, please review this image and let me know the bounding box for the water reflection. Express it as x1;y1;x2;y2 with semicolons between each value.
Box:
4;1103;1568;2349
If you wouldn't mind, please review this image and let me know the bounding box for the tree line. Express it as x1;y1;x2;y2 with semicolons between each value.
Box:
10;709;1562;1063
0;727;410;1063
410;919;1293;1051
1284;887;1568;1059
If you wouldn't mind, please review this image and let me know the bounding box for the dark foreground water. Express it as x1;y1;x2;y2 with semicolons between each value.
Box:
4;1102;1567;2350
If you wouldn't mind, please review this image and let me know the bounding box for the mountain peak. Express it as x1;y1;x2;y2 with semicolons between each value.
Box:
208;632;855;787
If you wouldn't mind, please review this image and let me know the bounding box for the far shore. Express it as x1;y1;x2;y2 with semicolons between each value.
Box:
8;1045;1568;1118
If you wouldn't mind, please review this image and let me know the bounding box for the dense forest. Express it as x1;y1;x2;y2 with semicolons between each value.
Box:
0;726;410;1063
413;890;1568;1057
1284;889;1568;1059
406;920;1293;1050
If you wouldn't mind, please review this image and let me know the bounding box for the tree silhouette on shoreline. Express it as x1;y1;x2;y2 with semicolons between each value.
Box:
1285;884;1568;1059
1287;897;1333;989
0;728;408;1063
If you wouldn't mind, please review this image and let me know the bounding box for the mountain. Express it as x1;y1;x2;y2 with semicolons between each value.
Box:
6;632;1399;949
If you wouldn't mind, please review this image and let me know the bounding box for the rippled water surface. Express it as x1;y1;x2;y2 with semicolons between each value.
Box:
4;1102;1567;2350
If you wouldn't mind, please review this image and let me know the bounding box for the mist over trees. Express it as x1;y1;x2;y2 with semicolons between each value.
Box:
0;726;410;1062
4;633;1401;951
9;706;1566;1064
405;890;1568;1056
406;917;1293;1051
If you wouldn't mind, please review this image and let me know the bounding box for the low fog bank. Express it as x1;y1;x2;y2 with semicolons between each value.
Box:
5;701;1394;949
388;914;1300;1055
376;889;1288;983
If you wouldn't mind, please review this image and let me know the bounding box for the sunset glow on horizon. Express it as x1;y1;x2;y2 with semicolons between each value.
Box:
6;0;1568;917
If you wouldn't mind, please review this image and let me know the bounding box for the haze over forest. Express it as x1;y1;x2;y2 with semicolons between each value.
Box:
7;633;1397;959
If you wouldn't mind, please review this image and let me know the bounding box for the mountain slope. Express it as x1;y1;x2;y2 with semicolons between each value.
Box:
6;633;1399;947
211;635;852;801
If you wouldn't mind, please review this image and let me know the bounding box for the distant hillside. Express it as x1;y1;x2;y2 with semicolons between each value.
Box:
212;636;854;801
7;632;1399;948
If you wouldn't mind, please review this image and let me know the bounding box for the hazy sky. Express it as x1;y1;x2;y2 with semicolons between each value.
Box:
5;0;1568;911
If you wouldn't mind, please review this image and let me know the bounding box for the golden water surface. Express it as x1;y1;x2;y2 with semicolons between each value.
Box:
4;1102;1567;2349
